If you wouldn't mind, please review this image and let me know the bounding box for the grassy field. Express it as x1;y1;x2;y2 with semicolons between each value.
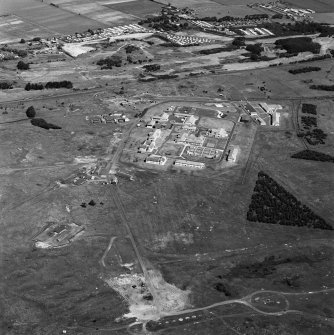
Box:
1;5;334;332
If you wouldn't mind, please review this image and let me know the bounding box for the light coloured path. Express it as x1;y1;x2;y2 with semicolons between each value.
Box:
99;236;117;268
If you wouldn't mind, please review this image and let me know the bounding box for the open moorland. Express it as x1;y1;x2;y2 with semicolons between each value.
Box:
1;1;334;335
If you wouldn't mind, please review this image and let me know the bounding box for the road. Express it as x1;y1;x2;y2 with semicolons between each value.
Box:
105;120;137;177
146;287;334;328
108;186;162;313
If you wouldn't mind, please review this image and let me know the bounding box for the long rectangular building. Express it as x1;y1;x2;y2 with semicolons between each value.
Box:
174;159;205;169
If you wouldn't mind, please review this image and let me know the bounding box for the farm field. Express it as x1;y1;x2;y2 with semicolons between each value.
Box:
0;0;105;42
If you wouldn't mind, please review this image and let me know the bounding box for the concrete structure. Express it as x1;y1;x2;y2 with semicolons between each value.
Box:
177;133;205;146
229;147;239;162
152;112;169;122
184;115;199;126
139;129;162;153
146;120;156;128
187;146;218;159
271;112;280;127
259;103;282;126
175;159;205;169
208;128;228;138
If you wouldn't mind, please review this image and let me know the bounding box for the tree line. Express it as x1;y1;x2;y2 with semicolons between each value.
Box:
289;66;321;75
291;150;334;163
310;84;334;91
199;14;268;22
247;171;332;230
0;82;13;90
25;81;73;91
262;21;334;38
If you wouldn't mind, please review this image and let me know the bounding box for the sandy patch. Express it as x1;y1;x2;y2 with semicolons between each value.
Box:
104;269;190;321
151;232;194;250
62;43;96;57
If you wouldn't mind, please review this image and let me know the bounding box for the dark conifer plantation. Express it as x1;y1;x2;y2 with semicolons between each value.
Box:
247;171;332;230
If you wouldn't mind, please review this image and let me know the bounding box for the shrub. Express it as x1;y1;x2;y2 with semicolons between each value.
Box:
31;118;61;130
125;45;139;54
232;37;245;47
26;106;36;118
143;64;161;72
17;61;30;70
275;37;321;54
246;43;263;55
97;55;122;69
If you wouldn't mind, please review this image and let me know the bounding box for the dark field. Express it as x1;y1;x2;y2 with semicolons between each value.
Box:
105;0;164;17
285;0;334;13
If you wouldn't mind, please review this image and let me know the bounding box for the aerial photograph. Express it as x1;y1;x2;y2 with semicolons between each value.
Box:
0;0;334;334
